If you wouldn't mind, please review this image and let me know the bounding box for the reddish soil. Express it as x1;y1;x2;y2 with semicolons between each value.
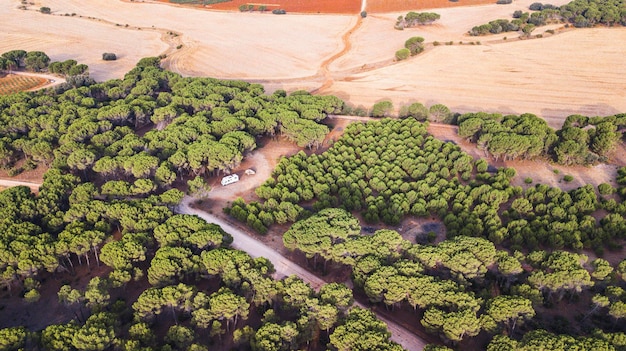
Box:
0;74;48;95
162;0;361;14
0;163;48;184
367;0;497;12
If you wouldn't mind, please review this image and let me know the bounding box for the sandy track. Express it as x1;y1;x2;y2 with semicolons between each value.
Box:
0;179;42;191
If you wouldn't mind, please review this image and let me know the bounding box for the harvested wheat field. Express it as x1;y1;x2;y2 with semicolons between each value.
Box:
0;1;168;81
324;27;626;129
323;0;626;128
2;0;625;127
202;0;361;14
26;0;354;80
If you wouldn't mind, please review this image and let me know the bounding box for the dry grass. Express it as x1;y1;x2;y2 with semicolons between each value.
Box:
1;0;624;127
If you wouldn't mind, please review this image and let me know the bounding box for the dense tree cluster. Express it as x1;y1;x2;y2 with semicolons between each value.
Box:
394;12;441;30
228;118;626;251
458;112;624;165
470;0;626;35
0;59;342;185
48;59;89;77
282;209;626;347
0;49;50;72
1;51;626;350
0;60;407;351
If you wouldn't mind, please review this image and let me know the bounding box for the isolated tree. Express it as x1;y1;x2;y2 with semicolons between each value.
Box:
485;295;535;334
371;101;394;117
395;48;410;61
102;53;117;61
405;36;425;55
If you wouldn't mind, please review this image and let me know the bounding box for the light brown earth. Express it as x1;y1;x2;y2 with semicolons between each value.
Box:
2;0;625;128
427;123;624;191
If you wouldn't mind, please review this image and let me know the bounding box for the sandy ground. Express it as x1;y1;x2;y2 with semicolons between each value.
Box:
325;26;626;128
427;123;622;190
25;0;355;80
0;1;168;81
1;0;624;127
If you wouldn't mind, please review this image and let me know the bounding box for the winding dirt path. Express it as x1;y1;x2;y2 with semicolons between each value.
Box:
178;196;427;351
0;179;42;191
311;16;363;93
4;71;67;92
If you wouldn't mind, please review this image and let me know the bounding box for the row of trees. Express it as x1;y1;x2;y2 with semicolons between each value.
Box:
394;12;440;30
470;0;626;36
457;112;624;165
395;36;425;61
0;50;50;72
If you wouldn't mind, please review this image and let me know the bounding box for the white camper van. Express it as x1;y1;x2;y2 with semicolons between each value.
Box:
221;174;239;186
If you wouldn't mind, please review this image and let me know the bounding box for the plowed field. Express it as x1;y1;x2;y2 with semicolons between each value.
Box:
0;74;48;95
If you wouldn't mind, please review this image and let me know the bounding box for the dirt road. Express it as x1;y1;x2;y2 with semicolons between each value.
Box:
178;196;427;351
0;179;41;191
11;71;67;91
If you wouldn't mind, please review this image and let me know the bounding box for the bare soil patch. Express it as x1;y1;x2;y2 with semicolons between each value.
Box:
0;161;48;184
427;123;622;191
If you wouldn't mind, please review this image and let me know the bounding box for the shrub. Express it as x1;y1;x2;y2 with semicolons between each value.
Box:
405;36;425;55
496;0;512;4
563;175;574;182
433;41;441;46
524;177;533;184
272;9;286;14
40;6;51;14
598;183;614;195
239;4;248;11
102;53;117;61
504;168;516;178
395;48;410;61
529;2;543;10
371;101;393;118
